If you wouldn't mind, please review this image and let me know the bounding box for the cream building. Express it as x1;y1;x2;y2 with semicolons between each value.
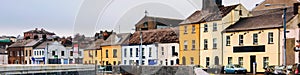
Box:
223;10;295;72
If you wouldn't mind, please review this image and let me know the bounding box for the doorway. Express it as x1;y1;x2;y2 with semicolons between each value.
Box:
250;55;256;73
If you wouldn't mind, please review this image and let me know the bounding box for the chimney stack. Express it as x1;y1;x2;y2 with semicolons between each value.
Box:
294;3;300;15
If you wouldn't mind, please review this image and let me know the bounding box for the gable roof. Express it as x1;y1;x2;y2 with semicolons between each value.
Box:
253;0;298;11
85;39;105;50
225;12;295;32
101;33;131;46
128;28;179;45
35;41;54;49
180;4;239;25
24;28;55;35
9;39;33;48
135;16;184;27
24;39;43;47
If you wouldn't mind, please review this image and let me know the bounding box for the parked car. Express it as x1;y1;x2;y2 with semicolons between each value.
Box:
193;65;208;71
291;64;300;75
224;64;247;74
264;65;288;75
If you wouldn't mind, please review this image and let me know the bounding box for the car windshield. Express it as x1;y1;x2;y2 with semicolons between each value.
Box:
233;65;243;68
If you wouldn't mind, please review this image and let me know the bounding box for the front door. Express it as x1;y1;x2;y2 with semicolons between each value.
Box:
250;55;256;73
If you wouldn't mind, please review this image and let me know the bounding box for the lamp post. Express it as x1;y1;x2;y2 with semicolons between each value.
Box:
265;4;287;65
139;29;143;66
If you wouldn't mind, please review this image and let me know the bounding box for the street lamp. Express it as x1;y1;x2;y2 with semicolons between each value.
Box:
265;4;287;65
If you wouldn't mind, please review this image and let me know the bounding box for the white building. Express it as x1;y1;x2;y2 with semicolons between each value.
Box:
122;44;158;65
46;41;70;64
157;43;179;65
0;49;8;64
121;28;179;66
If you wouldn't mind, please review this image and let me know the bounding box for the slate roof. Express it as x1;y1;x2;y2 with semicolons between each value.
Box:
9;39;33;47
135;16;184;27
225;12;295;32
250;7;294;16
85;39;105;50
35;41;54;49
253;0;298;11
24;39;43;47
128;28;179;45
180;4;239;25
101;33;131;46
24;28;55;35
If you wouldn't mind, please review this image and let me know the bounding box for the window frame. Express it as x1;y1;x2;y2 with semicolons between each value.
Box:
226;36;231;46
253;33;258;45
204;24;208;32
213;38;217;49
239;35;244;45
213;23;217;31
192;40;196;50
204;39;208;50
268;32;274;44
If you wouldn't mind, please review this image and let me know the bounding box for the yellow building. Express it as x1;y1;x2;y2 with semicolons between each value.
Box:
179;4;250;66
100;33;131;65
199;4;250;67
179;22;200;65
83;39;104;64
223;10;295;72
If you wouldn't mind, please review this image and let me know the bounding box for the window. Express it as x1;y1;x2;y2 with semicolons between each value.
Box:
25;50;28;56
213;23;217;31
70;51;73;56
165;59;168;65
226;36;230;46
238;57;243;67
136;48;138;57
184;40;187;50
113;49;117;58
228;57;232;65
61;51;64;56
41;51;44;56
192;40;195;50
95;50;97;57
172;46;176;56
29;50;31;56
52;51;55;56
204;24;208;32
144;22;148;28
129;60;134;65
268;32;274;44
184;26;188;34
149;48;152;57
34;51;36;56
124;48;127;57
239;35;243;45
106;50;108;58
142;48;144;57
253;33;258;44
192;25;196;33
263;57;269;68
204;39;208;50
79;51;82;56
124;60;127;65
213;38;217;49
206;57;210;67
190;57;194;65
161;47;164;55
130;48;133;57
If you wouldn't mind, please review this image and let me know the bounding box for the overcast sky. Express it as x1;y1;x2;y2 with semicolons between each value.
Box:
0;0;264;37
